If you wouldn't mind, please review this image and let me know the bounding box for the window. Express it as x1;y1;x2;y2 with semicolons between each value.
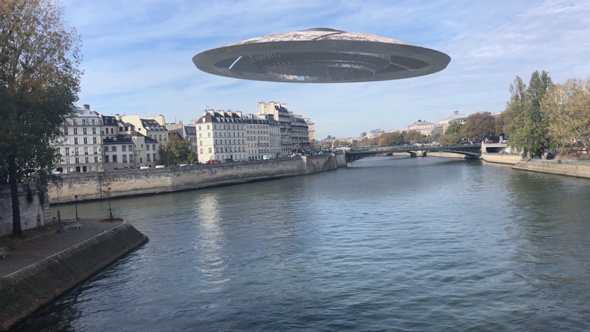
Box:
152;144;156;150
82;119;86;125
84;147;88;155
200;148;203;154
153;153;156;161
74;128;78;135
92;127;96;134
75;157;80;164
64;128;68;135
129;145;133;151
122;155;127;163
83;128;87;134
146;145;150;151
104;146;109;152
208;147;212;153
104;156;109;163
85;157;89;163
94;156;98;163
110;128;114;134
91;119;95;125
122;145;126;152
112;146;117;152
113;155;118;163
93;137;97;144
74;137;78;144
147;154;151;162
83;137;88;144
65;148;70;156
129;155;134;162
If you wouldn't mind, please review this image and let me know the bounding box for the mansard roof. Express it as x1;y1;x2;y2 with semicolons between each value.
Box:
141;119;167;131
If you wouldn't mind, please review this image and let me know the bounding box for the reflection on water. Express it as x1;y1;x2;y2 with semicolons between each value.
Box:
21;157;590;331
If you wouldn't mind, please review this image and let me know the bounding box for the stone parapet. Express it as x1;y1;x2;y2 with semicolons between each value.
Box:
49;154;338;204
513;160;590;179
0;221;148;331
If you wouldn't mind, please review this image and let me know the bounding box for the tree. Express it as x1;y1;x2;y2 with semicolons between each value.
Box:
158;134;192;165
405;130;423;144
504;71;553;158
0;0;82;236
462;112;496;143
494;111;508;139
542;77;590;152
439;122;463;145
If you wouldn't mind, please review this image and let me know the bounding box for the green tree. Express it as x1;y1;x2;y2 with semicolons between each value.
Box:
158;134;192;165
494;111;508;139
504;71;553;158
542;77;590;152
405;130;423;144
462;112;496;143
0;0;82;237
377;132;404;146
439;122;463;145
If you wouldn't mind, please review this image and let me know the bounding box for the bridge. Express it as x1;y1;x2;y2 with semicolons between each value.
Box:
344;144;482;163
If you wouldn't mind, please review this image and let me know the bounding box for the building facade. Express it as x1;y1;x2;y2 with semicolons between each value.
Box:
195;110;248;163
54;104;104;173
257;101;310;155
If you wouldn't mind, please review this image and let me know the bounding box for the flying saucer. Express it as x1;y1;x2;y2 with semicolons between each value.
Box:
192;28;450;83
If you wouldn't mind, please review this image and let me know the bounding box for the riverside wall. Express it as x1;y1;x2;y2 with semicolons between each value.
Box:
481;153;522;165
49;154;338;204
513;159;590;179
0;222;148;331
0;185;52;237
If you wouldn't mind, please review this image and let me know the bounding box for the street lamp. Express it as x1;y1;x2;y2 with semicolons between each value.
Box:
74;195;79;220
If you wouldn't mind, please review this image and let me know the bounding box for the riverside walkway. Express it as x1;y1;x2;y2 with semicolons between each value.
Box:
0;218;123;278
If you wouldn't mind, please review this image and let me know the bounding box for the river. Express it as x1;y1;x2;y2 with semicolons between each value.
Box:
19;156;590;331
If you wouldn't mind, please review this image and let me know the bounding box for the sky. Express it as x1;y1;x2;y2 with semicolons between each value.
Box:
60;0;590;139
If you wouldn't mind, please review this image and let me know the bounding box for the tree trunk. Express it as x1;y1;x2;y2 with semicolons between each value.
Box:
8;154;23;237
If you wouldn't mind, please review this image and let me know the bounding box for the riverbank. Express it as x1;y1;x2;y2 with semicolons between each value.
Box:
0;219;148;331
513;159;590;179
49;154;337;204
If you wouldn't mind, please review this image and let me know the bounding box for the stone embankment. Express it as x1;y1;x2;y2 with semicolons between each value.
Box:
481;153;522;165
513;159;590;179
49;154;337;204
0;220;148;331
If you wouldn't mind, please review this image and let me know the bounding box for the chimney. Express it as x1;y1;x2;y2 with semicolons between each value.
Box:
83;104;90;110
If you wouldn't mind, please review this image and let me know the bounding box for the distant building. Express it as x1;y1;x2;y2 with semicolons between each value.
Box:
366;128;385;139
405;120;436;136
54;104;103;174
195;110;248;163
121;114;168;146
439;111;468;133
257;101;311;155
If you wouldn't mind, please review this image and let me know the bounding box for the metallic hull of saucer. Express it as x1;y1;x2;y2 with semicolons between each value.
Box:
193;28;450;83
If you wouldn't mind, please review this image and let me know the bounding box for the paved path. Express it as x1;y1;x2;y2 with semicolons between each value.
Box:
0;218;123;278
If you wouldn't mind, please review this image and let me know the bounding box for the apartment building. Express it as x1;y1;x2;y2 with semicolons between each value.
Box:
257;101;311;155
195;110;248;163
54;104;103;173
243;114;281;160
120;114;168;145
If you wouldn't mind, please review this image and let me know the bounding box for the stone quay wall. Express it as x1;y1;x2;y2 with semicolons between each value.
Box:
0;222;148;331
482;153;522;165
0;185;52;237
49;155;338;204
513;159;590;179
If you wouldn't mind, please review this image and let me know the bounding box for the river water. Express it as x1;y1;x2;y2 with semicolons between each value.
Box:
19;157;590;331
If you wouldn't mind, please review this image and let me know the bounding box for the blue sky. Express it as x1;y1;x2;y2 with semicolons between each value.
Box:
61;0;590;139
